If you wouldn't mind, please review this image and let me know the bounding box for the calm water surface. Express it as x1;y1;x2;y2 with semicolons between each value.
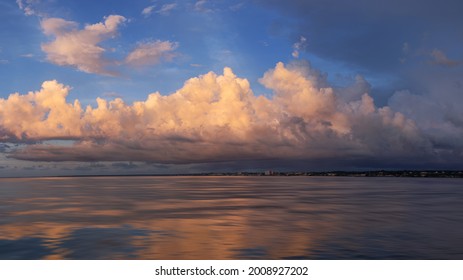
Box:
0;176;462;259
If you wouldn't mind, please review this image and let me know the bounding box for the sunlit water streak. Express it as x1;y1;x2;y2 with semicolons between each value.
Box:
0;176;462;259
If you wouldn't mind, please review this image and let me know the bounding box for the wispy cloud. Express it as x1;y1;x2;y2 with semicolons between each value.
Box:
125;40;178;66
229;2;244;12
102;92;124;99
141;5;155;17
194;0;214;13
157;3;177;15
16;0;37;16
292;36;307;58
40;15;127;75
142;3;177;17
430;49;462;67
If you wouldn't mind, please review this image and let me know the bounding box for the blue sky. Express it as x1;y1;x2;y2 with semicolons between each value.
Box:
1;0;295;102
1;0;463;176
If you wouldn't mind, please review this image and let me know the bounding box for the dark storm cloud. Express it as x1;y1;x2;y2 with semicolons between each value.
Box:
0;143;10;153
257;0;463;75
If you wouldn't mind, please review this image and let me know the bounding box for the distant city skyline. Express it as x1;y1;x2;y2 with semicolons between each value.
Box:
1;0;463;176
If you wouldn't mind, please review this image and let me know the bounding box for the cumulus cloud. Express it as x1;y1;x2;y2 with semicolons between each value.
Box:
40;15;126;75
1;61;450;168
125;40;178;66
0;80;82;141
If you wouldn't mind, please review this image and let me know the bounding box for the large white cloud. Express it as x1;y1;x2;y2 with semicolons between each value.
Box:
0;61;453;166
41;15;127;75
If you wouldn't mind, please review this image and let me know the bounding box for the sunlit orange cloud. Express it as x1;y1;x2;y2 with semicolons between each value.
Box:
41;15;127;75
0;62;429;163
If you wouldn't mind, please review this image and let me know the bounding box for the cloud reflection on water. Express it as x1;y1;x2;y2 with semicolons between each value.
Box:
0;176;462;259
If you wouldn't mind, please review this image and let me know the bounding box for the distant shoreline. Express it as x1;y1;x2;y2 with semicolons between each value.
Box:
1;170;462;179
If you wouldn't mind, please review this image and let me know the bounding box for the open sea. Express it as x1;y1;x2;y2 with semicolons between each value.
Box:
0;176;462;259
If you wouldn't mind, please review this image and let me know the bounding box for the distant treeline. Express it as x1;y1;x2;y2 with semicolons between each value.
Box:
190;170;463;178
30;170;463;179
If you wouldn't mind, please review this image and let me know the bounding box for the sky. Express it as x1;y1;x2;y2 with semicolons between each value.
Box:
1;0;463;176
